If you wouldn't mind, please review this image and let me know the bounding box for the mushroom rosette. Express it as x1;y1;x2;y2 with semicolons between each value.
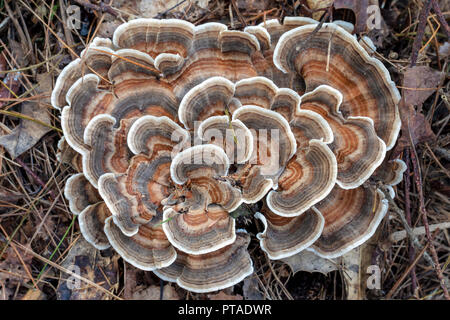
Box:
55;17;403;292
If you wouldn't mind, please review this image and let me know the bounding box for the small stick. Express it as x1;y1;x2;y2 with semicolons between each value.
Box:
73;0;118;17
230;0;247;27
410;142;450;300
431;0;450;38
389;222;450;243
403;149;418;295
410;0;432;66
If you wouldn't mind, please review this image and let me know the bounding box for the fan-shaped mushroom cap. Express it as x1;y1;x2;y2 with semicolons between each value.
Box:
64;173;111;250
169;144;242;212
256;204;324;259
266;139;337;217
269;88;301;121
108;49;159;84
258;17;317;48
61;73;178;154
232;105;297;203
97;116;190;236
154;53;185;76
51;45;113;110
244;26;271;51
178;76;235;130
312;185;388;258
153;232;253;293
162;204;236;254
64;173;102;215
170;144;230;184
113;18;195;58
127;115;190;158
332;20;355;34
233;105;297;170
359;36;377;54
162;145;242;254
289;108;334;148
192;22;227;51
273;23;401;150
98;153;173;237
104;216;176;270
81;115;135;188
372;159;407;186
300;85;386;189
234;77;278;109
78;202;111;250
197;116;253;164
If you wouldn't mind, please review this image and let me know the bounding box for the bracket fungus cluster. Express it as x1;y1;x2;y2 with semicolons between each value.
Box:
54;17;405;293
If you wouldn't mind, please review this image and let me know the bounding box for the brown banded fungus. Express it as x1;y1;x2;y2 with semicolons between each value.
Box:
54;17;402;292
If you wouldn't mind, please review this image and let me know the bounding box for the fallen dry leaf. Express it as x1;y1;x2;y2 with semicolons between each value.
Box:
9;39;29;68
137;0;209;18
403;66;442;107
281;250;338;275
0;102;51;159
393;65;441;155
334;0;369;33
0;72;21;108
98;0;211;36
395;103;436;155
21;288;46;300
0;245;34;299
57;238;119;300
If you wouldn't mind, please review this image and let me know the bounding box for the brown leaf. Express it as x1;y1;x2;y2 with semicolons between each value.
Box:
394;102;436;155
334;0;369;33
21;289;47;300
403;66;442;107
0;72;21;108
35;73;53;105
138;0;209;17
281;250;338;275
208;291;243;300
9;40;29;68
392;66;440;155
0;102;51;159
57;238;119;300
0;245;34;299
